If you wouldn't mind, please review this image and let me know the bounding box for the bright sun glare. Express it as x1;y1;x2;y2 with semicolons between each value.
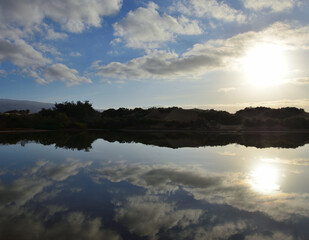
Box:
249;164;280;194
242;43;288;87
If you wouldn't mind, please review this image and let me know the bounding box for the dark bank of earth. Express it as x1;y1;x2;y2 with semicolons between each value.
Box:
1;101;309;132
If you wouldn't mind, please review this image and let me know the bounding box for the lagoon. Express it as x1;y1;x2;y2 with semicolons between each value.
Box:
1;131;309;239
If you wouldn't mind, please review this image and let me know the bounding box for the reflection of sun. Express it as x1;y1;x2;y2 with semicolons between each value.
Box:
249;164;280;194
242;43;288;87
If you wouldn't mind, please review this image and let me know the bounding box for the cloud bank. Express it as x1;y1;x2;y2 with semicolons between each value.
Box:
0;0;123;85
113;2;202;49
173;0;246;23
95;22;309;81
0;0;122;33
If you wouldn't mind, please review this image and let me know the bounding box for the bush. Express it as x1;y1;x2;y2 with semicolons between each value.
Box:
199;110;242;125
264;107;305;119
282;117;309;129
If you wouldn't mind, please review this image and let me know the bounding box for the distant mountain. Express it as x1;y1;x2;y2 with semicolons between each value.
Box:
0;99;54;113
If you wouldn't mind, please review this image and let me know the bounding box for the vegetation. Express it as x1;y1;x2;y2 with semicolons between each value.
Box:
0;101;309;131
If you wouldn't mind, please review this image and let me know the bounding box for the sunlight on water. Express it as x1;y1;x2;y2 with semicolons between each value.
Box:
249;163;280;194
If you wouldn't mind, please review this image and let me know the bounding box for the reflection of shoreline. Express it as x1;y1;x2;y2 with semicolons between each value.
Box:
0;130;309;150
0;129;50;133
2;128;309;133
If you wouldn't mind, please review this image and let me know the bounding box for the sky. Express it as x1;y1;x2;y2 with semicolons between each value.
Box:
1;0;309;112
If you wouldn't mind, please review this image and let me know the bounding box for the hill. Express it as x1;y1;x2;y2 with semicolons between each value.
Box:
1;101;309;131
0;99;54;113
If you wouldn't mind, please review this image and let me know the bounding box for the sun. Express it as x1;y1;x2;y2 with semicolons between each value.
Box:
242;43;288;87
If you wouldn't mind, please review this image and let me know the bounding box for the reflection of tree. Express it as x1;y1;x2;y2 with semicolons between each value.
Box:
0;131;309;151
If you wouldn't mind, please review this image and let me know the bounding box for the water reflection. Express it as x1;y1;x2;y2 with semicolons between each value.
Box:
1;131;309;150
249;163;280;194
0;134;309;239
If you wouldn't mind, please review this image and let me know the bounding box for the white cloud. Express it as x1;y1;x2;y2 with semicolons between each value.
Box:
0;0;123;33
242;0;297;12
35;43;61;56
182;98;309;113
173;0;246;23
217;87;236;93
46;28;68;40
0;0;122;86
290;77;309;84
0;25;28;41
70;52;82;57
0;0;44;28
0;38;51;67
113;2;202;49
94;49;223;80
39;63;92;86
95;22;309;82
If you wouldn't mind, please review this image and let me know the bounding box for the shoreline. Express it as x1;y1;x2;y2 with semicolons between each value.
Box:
1;128;309;134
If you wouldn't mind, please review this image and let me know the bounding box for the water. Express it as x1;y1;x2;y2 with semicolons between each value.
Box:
1;131;309;239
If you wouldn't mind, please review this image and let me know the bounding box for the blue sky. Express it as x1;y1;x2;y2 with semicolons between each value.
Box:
1;0;309;111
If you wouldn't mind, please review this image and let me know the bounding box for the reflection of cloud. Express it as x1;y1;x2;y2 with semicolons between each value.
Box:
0;158;92;208
0;210;121;240
115;195;203;238
96;164;309;222
0;177;51;207
261;157;309;166
246;231;294;240
218;151;236;156
43;157;92;181
180;221;247;240
43;212;121;240
98;165;222;193
0;158;119;240
185;181;309;222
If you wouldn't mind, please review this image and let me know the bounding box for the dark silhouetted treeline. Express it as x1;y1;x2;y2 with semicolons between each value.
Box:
0;101;309;131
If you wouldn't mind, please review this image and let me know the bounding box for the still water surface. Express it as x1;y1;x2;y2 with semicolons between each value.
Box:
1;132;309;239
